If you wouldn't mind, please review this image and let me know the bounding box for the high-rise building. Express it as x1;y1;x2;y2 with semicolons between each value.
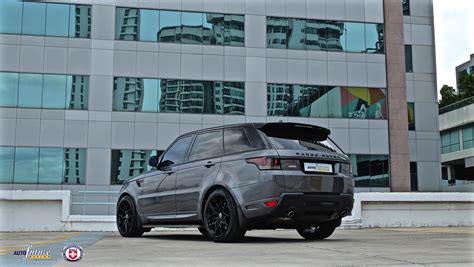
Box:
0;0;441;216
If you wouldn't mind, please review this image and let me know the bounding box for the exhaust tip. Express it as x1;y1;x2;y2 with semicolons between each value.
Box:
287;210;296;219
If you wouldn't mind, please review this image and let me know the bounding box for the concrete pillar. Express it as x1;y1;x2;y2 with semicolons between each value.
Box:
384;0;411;192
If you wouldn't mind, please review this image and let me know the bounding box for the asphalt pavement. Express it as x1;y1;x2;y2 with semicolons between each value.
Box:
0;228;473;266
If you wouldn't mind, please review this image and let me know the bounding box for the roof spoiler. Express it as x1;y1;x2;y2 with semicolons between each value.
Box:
257;122;331;142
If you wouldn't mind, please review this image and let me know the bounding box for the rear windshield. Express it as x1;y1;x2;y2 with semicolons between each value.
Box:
268;137;341;154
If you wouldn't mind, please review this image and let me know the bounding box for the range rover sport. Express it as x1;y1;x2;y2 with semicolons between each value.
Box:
116;122;354;242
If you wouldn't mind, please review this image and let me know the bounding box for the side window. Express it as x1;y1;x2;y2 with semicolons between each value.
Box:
224;128;254;155
161;135;193;166
188;131;223;161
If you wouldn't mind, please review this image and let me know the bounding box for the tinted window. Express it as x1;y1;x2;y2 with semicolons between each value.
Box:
66;75;89;110
18;73;43;108
344;22;365;53
63;148;86;184
139;9;160;42
0;72;19;107
181;12;203;44
224;129;253;154
46;3;70;37
13;147;40;183
39;148;64;184
43;75;67;109
0;0;23;34
161;135;193;166
188;131;223;161
0;147;15;183
69;5;91;38
159;11;181;43
22;2;46;35
408;102;415;131
111;149;158;184
268;137;336;153
113;77;245;115
115;7;139;41
365;23;383;54
405;45;413;72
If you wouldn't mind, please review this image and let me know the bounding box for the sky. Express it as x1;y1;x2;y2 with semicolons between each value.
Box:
433;0;474;91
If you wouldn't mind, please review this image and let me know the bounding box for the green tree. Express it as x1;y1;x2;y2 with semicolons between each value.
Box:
458;70;474;98
438;70;474;108
439;85;459;108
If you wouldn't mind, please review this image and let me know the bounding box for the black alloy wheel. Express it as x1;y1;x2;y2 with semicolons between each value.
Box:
203;189;245;242
117;196;145;237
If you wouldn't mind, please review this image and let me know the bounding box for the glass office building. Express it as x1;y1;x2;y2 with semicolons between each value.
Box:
0;0;440;215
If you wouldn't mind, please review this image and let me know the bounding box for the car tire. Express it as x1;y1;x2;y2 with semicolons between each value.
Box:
203;189;246;243
117;196;145;238
296;220;339;240
198;227;208;237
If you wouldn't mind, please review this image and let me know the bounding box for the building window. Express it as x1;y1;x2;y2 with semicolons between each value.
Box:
410;162;418;191
0;146;86;184
405;45;413;72
402;0;410;16
350;155;390;187
0;72;89;110
267;84;387;120
407;102;415;131
267;17;384;54
441;129;460;154
113;77;245;115
462;124;473;149
0;1;91;38
115;8;244;46
111;149;163;185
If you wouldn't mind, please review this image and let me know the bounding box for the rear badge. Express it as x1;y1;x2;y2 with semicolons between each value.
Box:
304;163;333;173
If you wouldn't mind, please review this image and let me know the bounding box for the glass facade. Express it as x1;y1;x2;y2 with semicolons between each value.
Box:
0;72;89;110
410;162;418;191
111;149;163;185
405;45;413;72
267;17;384;53
115;8;244;46
407;102;415;131
350;154;390;187
462;124;473;150
267;84;387;119
402;0;410;16
0;1;91;38
0;146;86;184
441;129;460;154
113;77;245;115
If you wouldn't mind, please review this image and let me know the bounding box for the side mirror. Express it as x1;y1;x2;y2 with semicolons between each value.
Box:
148;156;158;168
157;160;174;170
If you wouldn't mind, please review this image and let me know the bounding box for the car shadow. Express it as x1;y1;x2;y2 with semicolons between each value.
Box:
142;233;346;243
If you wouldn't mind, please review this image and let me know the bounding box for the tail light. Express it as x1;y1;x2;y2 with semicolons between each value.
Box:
246;157;281;170
340;163;352;175
246;157;302;170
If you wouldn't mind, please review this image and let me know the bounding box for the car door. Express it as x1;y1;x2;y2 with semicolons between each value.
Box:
175;130;223;215
138;135;194;219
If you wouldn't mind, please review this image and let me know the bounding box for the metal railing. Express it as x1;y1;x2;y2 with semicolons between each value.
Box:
439;96;474;114
71;190;119;215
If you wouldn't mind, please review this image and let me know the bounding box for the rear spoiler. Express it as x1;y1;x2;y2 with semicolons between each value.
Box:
257;122;331;142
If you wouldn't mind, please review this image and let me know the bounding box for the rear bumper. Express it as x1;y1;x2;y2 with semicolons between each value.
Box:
241;193;353;229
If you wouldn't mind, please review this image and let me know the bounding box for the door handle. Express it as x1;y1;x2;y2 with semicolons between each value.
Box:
204;161;215;168
166;171;175;175
136;178;144;187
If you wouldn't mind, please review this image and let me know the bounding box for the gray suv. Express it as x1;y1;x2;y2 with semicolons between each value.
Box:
116;122;354;242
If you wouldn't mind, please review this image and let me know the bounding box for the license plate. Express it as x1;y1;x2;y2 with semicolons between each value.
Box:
303;162;333;173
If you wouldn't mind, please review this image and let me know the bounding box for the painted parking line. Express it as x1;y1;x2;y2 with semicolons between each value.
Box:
0;232;105;266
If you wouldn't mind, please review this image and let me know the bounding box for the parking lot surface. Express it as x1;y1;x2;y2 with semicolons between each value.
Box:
0;228;472;266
